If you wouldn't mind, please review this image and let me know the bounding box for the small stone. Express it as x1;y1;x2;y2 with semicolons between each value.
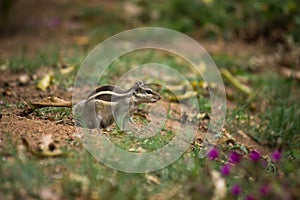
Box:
19;74;30;85
3;89;12;96
0;64;8;70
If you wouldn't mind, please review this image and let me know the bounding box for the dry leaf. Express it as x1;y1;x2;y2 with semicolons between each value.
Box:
128;146;147;153
167;91;198;102
220;68;253;96
31;97;72;108
36;149;64;157
60;65;75;74
37;73;54;91
124;2;142;17
281;67;300;80
145;174;161;185
74;36;89;46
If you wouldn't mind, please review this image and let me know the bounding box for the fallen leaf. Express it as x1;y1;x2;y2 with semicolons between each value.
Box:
124;2;143;17
220;68;253;96
60;65;75;74
196;113;208;120
74;36;89;46
281;67;300;80
167;91;198;102
128;146;147;153
145;174;161;185
37;73;54;91
35;149;65;157
31;97;72;108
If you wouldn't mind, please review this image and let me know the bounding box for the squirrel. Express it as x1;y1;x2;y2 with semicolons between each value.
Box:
73;81;161;130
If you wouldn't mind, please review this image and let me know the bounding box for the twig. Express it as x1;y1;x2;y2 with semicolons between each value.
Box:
220;68;253;96
31;97;72;108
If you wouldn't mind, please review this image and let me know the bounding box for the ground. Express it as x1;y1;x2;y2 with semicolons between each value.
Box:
1;0;300;199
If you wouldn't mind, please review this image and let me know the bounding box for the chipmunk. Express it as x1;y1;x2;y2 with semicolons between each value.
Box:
73;81;161;130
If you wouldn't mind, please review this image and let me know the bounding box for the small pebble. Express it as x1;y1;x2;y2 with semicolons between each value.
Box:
19;74;30;85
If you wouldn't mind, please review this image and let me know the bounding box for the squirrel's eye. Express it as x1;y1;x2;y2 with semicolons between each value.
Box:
145;89;152;94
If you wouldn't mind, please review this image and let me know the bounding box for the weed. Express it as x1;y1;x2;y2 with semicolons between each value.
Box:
252;76;300;148
32;107;72;122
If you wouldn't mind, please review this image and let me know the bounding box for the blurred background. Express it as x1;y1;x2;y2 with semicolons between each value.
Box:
1;1;300;199
1;0;300;59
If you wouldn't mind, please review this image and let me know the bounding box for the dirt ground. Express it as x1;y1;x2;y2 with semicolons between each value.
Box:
0;65;271;158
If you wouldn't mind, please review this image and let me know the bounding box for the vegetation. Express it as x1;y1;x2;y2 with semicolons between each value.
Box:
0;0;300;199
136;0;300;42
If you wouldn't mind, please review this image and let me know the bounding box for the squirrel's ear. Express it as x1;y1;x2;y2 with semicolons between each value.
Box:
132;81;144;92
137;80;144;86
133;81;143;89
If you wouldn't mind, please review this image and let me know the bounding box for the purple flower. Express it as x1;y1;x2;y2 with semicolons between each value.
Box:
208;147;219;160
50;17;61;27
231;184;241;196
249;150;261;161
245;195;256;200
260;183;271;195
220;164;230;176
261;159;268;167
272;150;281;162
229;151;241;164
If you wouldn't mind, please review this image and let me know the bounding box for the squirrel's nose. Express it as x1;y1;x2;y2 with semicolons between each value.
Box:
156;95;161;100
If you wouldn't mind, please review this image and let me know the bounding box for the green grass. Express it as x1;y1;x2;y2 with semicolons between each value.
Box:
109;127;175;152
2;46;300;198
100;49;194;85
32;107;72;123
252;76;300;148
136;0;300;42
6;49;60;74
0;134;210;199
3;126;298;199
0;136;48;198
2;43;83;75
